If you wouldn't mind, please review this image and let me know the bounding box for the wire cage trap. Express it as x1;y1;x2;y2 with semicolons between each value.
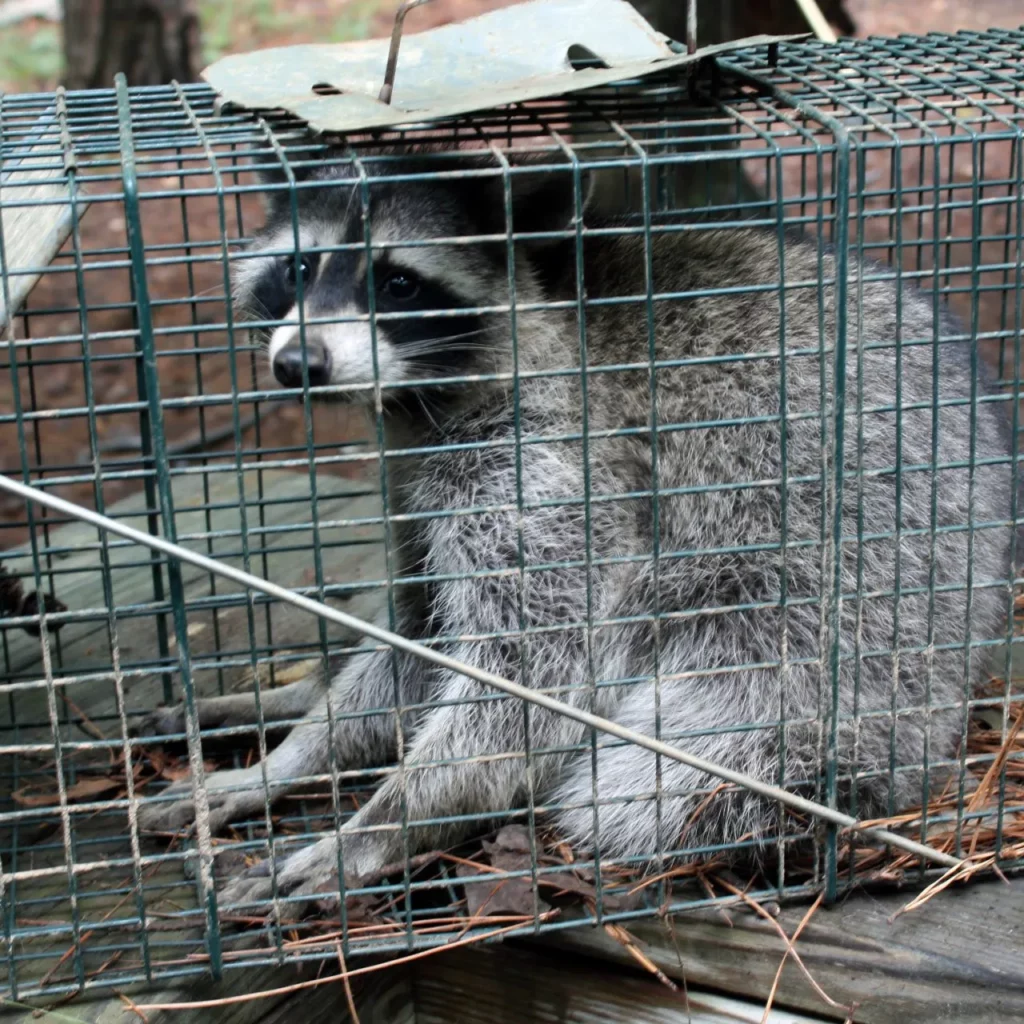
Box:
0;16;1023;1002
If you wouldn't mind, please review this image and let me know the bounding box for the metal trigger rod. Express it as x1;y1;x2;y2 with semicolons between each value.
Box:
0;471;963;872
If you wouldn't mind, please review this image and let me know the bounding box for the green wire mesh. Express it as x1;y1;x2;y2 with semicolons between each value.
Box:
0;26;1022;999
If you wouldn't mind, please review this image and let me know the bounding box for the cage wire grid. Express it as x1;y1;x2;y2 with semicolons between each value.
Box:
0;26;1020;998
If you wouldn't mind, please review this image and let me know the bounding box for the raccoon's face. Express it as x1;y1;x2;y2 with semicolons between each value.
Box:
234;150;588;407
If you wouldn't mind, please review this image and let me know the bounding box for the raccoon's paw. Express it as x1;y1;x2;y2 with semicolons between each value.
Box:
219;835;344;923
135;703;189;739
135;698;261;740
137;768;268;835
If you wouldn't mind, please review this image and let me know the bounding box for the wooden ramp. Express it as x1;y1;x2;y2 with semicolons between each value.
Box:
1;470;1021;1023
0;464;386;739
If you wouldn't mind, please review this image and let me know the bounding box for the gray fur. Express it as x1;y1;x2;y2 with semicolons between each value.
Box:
138;150;1017;911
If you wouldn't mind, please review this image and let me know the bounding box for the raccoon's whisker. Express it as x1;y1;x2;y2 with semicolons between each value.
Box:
240;327;271;355
415;389;444;435
403;360;501;384
186;281;231;302
341;181;359;227
397;329;492;356
400;327;487;344
236;293;277;326
425;338;497;353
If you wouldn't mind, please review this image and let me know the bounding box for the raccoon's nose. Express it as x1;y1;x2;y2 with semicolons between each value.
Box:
272;341;331;390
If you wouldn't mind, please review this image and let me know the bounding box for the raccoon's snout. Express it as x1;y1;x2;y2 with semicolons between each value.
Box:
272;340;332;390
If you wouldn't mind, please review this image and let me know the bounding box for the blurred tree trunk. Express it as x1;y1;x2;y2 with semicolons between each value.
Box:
63;0;201;90
631;0;856;45
591;0;856;216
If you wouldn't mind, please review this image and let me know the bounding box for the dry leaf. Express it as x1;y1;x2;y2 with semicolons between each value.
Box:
12;775;120;808
146;750;215;782
271;658;321;686
456;861;547;918
474;824;644;913
158;762;193;783
486;824;533;855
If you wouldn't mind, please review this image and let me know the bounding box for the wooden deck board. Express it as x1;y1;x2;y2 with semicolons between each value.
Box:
538;876;1024;1024
355;944;832;1023
0;110;90;332
2;944;833;1023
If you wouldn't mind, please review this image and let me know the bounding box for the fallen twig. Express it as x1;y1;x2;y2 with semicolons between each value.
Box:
712;876;854;1018
760;893;824;1024
335;940;361;1024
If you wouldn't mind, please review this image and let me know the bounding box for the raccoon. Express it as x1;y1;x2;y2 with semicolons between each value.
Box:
138;145;1017;915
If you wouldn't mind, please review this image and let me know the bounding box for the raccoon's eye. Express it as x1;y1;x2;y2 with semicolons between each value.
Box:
283;255;313;287
382;272;420;302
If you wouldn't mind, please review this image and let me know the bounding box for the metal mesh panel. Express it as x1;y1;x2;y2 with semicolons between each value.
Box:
0;27;1021;999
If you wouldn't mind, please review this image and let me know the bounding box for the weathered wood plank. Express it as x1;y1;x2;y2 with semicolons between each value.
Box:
0;963;351;1023
0;109;90;331
537;876;1024;1024
395;944;831;1023
0;945;833;1023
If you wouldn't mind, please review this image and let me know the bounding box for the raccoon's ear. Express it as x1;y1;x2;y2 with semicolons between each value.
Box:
249;149;323;210
251;157;291;213
505;162;595;241
467;157;594;241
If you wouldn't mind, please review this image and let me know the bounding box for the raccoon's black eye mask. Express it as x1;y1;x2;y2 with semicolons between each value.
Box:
268;246;469;337
275;251;423;306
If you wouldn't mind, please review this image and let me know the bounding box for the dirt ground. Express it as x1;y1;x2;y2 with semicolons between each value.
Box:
845;0;1023;35
0;0;1021;548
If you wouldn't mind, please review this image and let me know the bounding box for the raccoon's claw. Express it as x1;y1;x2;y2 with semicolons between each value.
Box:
219;836;344;923
135;703;188;739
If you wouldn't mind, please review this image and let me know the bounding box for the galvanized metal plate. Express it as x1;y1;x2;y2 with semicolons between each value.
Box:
202;0;804;135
